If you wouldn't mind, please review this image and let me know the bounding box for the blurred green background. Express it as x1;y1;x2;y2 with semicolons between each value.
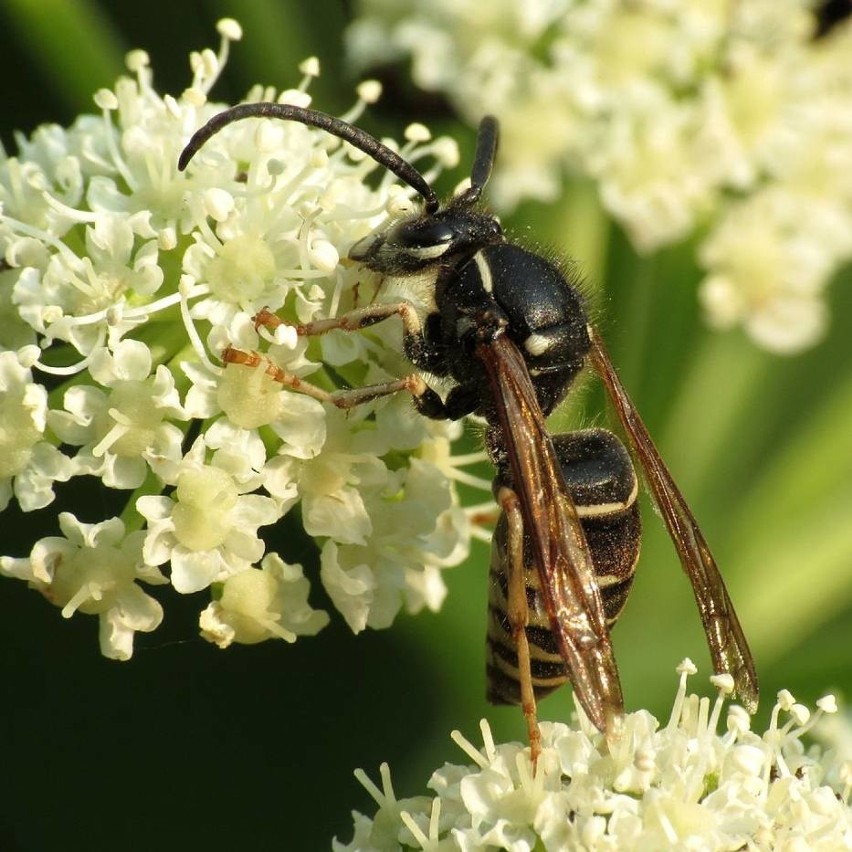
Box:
0;1;849;849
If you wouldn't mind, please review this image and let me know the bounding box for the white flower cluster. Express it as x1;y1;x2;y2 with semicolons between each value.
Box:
336;662;852;851
347;0;852;353
0;20;476;659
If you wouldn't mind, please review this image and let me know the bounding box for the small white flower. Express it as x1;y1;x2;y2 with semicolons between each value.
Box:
199;418;268;487
0;349;73;510
698;186;839;353
199;553;329;647
215;347;327;457
0;513;166;660
307;417;466;631
49;339;187;488
335;665;852;851
137;436;280;593
14;214;164;354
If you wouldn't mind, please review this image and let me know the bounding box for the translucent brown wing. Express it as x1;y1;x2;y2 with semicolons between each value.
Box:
588;327;758;712
477;332;624;732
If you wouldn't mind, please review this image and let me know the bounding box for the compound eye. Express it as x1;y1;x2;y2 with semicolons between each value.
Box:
390;220;454;250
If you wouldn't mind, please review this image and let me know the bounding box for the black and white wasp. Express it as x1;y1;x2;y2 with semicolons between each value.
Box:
179;104;759;759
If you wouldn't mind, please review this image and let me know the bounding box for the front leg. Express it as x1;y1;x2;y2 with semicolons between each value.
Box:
231;302;451;417
254;302;448;376
222;347;442;412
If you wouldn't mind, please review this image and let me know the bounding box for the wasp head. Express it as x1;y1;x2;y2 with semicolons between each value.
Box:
349;206;504;275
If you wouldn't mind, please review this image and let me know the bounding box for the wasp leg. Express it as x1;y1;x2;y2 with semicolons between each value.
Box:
249;302;455;418
254;302;452;380
255;301;423;340
497;483;542;768
222;346;445;414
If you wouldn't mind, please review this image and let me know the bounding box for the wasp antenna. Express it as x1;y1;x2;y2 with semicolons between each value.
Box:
178;102;441;212
467;115;499;202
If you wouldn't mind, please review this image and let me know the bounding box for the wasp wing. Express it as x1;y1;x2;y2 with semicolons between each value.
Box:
477;332;624;732
588;327;758;712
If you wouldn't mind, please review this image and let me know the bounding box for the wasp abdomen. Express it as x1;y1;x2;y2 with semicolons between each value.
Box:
486;429;641;705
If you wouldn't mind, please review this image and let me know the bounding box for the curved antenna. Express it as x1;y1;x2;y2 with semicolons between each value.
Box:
453;115;499;207
178;102;441;213
471;115;499;195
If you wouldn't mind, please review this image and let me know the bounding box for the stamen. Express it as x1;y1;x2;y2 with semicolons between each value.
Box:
399;810;429;848
469;526;493;544
479;718;497;763
353;767;385;806
427;798;441;842
450;728;489;768
97;100;137;192
61;581;102;618
707;673;734;734
205;19;243;96
327;270;344;318
179;275;219;372
254;615;297;643
668;658;698;733
297;57;320;92
446;468;493;490
339;80;382;125
447;450;490;466
35;327;106;376
2;212;81;261
92;417;130;458
379;763;396;802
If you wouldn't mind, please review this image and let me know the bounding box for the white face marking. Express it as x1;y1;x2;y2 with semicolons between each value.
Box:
473;251;494;293
401;243;452;261
523;333;551;357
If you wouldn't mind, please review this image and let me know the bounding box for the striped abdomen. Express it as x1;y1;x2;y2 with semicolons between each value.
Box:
486;428;641;706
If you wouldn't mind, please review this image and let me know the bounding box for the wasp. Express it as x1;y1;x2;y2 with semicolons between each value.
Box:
179;104;759;758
